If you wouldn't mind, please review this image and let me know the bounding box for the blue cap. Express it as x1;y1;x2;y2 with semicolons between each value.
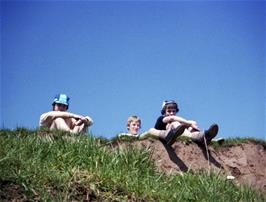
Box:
53;94;70;106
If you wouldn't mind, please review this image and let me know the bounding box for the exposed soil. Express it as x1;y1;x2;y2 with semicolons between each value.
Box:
117;139;266;193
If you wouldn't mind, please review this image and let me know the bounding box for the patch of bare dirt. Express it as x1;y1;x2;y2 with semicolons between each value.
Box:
0;180;27;202
115;139;266;193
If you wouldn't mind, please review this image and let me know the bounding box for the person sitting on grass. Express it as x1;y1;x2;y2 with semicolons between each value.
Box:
118;115;142;138
39;93;93;134
154;100;219;145
118;115;186;146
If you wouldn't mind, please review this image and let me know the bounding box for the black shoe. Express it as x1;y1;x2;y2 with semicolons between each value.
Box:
205;124;219;144
165;125;186;146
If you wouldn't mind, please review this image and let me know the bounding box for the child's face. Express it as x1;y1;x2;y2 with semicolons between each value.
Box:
54;103;68;112
165;106;177;116
128;121;141;135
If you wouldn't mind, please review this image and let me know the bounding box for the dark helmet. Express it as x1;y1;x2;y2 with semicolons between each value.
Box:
161;100;179;115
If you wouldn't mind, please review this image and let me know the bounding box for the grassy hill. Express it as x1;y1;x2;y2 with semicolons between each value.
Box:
0;128;265;201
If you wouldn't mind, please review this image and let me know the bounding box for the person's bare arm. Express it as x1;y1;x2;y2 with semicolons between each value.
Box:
75;116;94;126
40;111;81;125
40;111;94;127
163;115;199;130
84;116;93;126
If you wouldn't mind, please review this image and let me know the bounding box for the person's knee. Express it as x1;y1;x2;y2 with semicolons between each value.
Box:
147;128;159;136
74;123;88;134
167;121;181;129
54;117;65;124
52;117;69;131
147;128;154;134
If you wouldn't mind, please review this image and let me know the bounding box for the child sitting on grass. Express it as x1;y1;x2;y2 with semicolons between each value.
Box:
154;100;219;145
118;115;186;146
40;94;93;134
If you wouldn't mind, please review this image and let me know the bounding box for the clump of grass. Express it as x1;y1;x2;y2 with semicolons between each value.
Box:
175;135;266;149
0;129;265;201
220;137;266;149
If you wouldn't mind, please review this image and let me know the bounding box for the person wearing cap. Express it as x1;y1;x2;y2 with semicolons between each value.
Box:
154;100;219;145
39;94;93;134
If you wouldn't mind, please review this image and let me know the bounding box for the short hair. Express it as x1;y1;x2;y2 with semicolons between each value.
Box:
127;115;141;130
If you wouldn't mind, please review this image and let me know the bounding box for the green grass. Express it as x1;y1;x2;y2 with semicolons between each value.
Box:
222;137;266;148
0;128;265;201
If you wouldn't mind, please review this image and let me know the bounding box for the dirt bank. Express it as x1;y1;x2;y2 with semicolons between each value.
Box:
116;139;266;193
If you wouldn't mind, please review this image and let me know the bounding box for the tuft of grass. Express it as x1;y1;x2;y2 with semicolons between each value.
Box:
0;129;265;201
220;137;266;149
176;135;266;149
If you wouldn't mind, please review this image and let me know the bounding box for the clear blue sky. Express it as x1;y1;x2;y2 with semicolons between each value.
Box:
1;1;265;140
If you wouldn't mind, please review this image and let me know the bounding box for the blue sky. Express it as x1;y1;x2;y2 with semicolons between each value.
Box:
1;1;265;140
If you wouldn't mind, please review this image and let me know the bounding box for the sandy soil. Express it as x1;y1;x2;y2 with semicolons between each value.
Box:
119;139;266;193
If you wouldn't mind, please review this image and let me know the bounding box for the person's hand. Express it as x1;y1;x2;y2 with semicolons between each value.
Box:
74;119;83;126
163;115;175;123
84;116;93;126
73;116;87;126
73;115;82;120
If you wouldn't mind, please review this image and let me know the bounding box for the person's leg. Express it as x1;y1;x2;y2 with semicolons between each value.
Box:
72;123;88;134
166;121;180;129
139;121;184;139
185;124;219;144
50;117;71;132
168;121;205;143
161;122;187;145
69;118;88;134
181;128;199;137
182;126;220;145
139;128;166;140
182;129;205;142
159;121;218;144
139;124;186;146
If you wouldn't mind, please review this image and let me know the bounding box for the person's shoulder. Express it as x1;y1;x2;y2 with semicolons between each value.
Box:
40;110;56;115
39;111;54;125
156;115;164;121
40;111;51;117
154;115;166;129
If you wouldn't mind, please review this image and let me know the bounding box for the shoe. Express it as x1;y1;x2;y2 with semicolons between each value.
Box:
212;137;225;145
165;125;186;146
205;124;219;144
